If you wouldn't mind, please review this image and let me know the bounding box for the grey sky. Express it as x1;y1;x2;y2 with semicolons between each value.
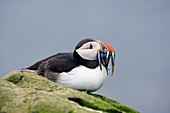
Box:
0;1;170;113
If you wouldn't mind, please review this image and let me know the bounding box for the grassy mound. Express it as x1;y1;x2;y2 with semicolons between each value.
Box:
0;71;139;113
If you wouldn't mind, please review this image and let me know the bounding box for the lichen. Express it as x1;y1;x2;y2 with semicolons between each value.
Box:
0;71;139;113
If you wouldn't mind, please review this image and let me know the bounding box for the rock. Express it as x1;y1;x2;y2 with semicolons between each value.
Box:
0;71;139;113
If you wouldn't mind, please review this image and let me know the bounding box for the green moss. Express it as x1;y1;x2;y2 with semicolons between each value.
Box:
68;98;121;113
91;94;139;113
3;71;65;91
0;71;139;113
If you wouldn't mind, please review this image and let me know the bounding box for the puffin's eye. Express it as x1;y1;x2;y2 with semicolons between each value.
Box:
89;44;93;49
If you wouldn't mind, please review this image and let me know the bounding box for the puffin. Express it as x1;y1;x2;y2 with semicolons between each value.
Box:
22;38;116;92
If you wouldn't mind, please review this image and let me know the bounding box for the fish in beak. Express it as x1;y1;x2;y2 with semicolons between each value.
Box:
97;41;116;76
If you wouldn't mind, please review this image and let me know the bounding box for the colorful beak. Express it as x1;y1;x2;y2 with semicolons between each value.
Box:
97;41;116;76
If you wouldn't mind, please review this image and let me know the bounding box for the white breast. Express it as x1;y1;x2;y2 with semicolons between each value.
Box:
57;65;107;92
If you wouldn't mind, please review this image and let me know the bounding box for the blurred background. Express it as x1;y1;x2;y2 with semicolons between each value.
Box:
0;1;170;113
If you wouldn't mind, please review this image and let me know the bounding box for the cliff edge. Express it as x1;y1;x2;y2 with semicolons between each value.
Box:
0;71;139;113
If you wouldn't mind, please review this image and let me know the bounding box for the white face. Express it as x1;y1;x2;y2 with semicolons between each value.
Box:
76;41;101;60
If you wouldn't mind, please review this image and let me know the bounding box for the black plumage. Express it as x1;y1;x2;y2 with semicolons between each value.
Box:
24;38;100;82
27;52;99;73
22;38;116;92
75;38;95;49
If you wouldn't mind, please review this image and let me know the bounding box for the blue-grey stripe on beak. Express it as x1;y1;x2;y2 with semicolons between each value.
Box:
97;41;116;76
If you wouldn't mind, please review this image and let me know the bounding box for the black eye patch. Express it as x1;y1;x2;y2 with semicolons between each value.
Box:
89;44;93;49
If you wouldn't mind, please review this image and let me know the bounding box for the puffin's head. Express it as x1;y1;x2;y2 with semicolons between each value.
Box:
74;38;116;75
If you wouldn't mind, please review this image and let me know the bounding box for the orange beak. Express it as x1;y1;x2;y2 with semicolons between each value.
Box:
97;41;116;76
101;42;116;53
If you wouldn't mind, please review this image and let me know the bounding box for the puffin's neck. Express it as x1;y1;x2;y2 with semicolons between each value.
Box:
73;50;99;69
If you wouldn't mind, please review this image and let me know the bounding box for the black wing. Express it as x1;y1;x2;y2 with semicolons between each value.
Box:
26;53;80;75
